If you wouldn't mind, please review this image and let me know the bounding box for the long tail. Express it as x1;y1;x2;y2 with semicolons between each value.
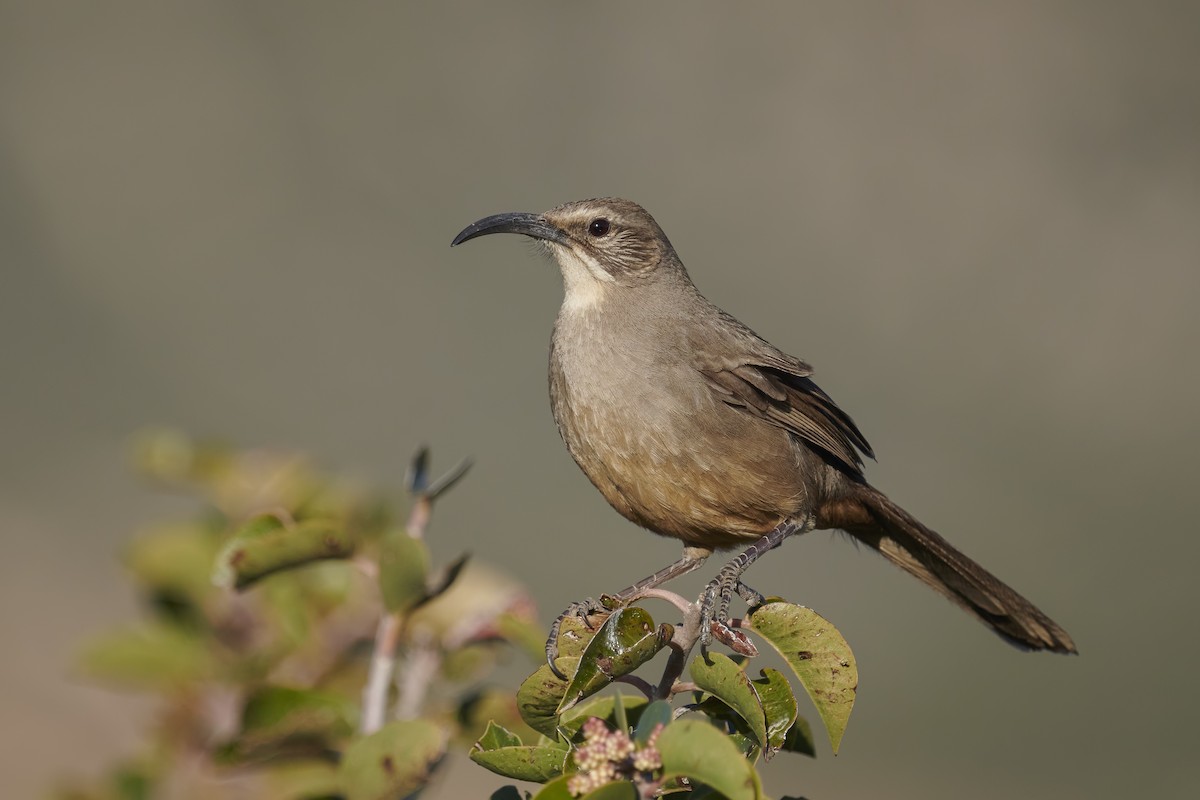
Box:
818;484;1077;653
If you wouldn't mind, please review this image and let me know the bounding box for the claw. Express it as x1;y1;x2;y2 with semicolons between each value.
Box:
545;597;610;679
597;593;623;611
543;549;713;677
735;580;765;608
579;599;603;631
698;572;762;656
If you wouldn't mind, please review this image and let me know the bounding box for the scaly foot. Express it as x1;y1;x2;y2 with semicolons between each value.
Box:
545;596;614;679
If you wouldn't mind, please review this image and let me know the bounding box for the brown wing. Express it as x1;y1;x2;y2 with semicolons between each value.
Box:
693;310;873;473
701;362;873;474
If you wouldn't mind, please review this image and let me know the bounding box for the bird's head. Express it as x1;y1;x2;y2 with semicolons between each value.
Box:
452;198;687;309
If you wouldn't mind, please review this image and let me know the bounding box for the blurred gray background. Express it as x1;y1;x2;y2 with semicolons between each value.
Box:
2;2;1197;798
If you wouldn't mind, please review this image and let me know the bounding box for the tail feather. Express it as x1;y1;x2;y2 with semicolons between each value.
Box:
819;485;1077;654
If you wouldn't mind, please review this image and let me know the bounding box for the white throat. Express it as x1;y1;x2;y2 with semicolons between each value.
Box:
549;244;614;314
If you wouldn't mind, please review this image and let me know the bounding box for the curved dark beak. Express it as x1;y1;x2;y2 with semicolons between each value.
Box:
451;212;569;247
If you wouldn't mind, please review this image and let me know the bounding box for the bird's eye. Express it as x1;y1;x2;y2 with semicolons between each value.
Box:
587;218;611;237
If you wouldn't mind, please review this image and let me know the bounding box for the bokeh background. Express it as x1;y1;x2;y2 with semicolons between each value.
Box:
3;2;1197;798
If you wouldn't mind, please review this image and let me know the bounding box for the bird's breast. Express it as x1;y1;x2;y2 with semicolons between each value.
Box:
548;310;810;547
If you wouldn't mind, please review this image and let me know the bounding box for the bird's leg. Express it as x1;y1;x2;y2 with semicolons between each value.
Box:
546;546;711;678
700;517;812;649
606;546;712;605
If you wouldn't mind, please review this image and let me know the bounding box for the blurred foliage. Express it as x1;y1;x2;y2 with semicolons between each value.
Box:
57;432;533;799
57;431;859;800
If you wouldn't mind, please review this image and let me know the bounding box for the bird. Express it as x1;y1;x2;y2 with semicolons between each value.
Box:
451;197;1076;673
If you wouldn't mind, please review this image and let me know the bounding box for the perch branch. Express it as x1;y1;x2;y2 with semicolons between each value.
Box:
653;593;704;700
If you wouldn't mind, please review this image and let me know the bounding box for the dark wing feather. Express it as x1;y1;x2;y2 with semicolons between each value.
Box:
702;364;872;474
692;308;874;474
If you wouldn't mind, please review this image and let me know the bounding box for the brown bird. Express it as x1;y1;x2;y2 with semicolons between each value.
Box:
452;198;1076;672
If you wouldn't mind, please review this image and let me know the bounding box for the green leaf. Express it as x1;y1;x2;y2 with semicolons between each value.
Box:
377;532;431;613
241;685;354;737
214;514;355;590
217;512;286;571
689;651;768;751
689;696;759;761
517;659;578;737
78;622;215;688
748;601;857;754
581;783;638;800
440;642;498;683
221;685;356;763
558;607;672;713
338;719;447;800
531;775;575;800
751;667;798;757
469;732;570;783
552;608;612;661
124;523;222;602
496;611;548;661
560;697;647;739
559;694;649;738
634;700;673;744
113;764;154;800
517;664;654;741
476;720;523;751
529;776;643;800
261;761;340;799
657;718;761;800
611;687;629;732
459;688;544;746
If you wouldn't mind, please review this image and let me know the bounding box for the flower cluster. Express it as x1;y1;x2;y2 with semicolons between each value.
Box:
567;716;664;797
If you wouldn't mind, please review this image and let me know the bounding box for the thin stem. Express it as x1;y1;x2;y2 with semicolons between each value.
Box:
653;595;704;700
361;613;403;734
635;776;662;800
631;587;692;616
361;448;470;732
406;496;432;540
654;646;692;701
614;674;656;700
395;630;440;720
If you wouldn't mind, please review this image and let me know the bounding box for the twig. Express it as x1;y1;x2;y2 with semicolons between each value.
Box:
653;596;704;700
631;587;692;616
655;647;690;701
636;776;663;800
407;495;432;541
361;613;403;734
360;448;471;733
352;555;379;580
395;629;441;720
426;457;474;500
614;674;656;699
